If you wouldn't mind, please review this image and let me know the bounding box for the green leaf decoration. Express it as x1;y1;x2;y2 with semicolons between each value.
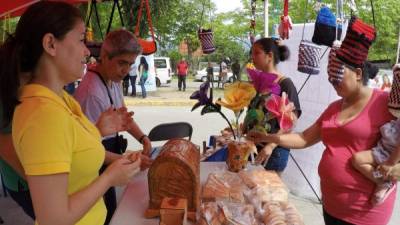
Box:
200;104;220;115
265;123;271;133
191;102;201;112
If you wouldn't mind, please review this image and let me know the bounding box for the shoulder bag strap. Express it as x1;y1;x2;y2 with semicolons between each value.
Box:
88;69;114;107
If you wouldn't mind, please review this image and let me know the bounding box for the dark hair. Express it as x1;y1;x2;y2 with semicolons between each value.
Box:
254;38;290;65
140;56;149;71
0;1;83;128
361;61;379;85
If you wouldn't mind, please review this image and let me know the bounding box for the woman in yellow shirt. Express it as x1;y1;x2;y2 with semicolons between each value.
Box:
0;2;141;225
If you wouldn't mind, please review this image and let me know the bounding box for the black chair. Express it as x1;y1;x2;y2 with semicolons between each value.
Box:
148;122;193;142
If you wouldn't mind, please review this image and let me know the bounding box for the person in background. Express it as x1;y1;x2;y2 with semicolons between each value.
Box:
381;74;392;92
231;59;241;81
74;29;152;225
138;56;149;98
218;59;228;88
250;38;301;173
369;75;382;89
0;2;141;225
129;63;138;96
64;81;76;95
248;32;399;224
88;56;97;69
176;58;189;91
206;61;214;83
122;75;130;96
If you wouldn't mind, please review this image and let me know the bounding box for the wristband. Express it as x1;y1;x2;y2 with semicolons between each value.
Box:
138;134;148;144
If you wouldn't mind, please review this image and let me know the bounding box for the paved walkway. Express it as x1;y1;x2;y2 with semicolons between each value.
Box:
124;80;223;106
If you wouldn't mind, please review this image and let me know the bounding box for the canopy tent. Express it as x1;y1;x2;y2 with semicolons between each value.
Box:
0;0;88;19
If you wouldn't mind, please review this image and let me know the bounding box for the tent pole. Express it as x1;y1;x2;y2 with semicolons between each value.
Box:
264;0;269;37
396;24;400;64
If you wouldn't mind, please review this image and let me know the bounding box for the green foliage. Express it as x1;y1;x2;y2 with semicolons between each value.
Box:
2;0;400;65
167;50;183;72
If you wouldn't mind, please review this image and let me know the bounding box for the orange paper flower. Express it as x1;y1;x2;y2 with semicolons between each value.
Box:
216;82;256;113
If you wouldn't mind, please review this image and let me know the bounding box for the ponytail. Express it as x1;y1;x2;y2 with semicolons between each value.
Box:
254;38;290;65
0;35;21;128
361;61;378;85
278;45;290;62
0;1;83;129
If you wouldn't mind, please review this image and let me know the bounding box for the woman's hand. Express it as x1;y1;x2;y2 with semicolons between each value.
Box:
139;154;153;170
96;107;134;137
255;145;273;165
103;156;140;187
124;151;153;171
246;131;269;143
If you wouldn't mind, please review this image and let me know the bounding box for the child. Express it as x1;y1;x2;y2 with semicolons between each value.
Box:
352;64;400;206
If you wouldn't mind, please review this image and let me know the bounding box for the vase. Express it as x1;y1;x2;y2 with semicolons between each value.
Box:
226;141;255;172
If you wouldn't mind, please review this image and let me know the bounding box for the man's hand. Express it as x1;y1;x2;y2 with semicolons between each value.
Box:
96;107;134;136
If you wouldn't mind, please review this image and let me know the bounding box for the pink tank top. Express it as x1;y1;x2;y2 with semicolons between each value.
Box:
317;89;396;225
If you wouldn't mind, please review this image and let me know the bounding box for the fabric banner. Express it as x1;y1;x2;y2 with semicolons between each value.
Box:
0;0;87;19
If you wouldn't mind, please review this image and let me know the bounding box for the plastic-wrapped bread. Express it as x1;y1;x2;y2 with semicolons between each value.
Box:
239;168;286;190
219;201;257;225
283;203;304;225
263;204;286;225
202;172;246;203
262;202;305;225
198;202;225;225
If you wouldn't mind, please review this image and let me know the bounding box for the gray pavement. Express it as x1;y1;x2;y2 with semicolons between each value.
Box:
1;79;399;224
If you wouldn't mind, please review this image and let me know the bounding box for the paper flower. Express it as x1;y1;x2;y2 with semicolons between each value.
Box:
190;81;212;111
265;92;296;132
247;68;281;95
216;81;256;113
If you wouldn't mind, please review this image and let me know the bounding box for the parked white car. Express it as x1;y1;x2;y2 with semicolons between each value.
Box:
194;66;234;83
154;57;172;87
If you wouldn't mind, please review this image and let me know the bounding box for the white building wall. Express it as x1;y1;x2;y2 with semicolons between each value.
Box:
276;23;343;200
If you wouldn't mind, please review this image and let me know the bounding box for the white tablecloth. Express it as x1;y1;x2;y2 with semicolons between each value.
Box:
110;162;233;225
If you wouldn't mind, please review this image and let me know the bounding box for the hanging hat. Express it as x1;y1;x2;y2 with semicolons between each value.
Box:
327;41;345;85
336;16;376;68
388;64;400;118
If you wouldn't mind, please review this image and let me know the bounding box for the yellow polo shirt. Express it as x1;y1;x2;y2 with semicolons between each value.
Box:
12;84;106;225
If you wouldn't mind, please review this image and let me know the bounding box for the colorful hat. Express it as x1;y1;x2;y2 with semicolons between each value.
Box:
336;16;376;68
327;41;345;85
388;64;400;118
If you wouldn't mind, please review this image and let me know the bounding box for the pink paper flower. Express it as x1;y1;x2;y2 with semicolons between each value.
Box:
265;92;296;132
247;68;281;95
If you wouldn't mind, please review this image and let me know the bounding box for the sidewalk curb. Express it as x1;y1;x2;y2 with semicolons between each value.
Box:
124;97;196;106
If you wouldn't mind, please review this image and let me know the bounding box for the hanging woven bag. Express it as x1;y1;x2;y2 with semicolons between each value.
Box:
198;28;215;54
312;6;342;47
135;0;157;55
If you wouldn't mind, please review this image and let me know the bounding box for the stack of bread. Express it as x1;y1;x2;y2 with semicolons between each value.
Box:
197;201;257;225
263;202;304;225
202;172;247;203
198;168;304;225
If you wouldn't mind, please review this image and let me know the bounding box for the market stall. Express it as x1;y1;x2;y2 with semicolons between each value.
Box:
110;161;304;225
